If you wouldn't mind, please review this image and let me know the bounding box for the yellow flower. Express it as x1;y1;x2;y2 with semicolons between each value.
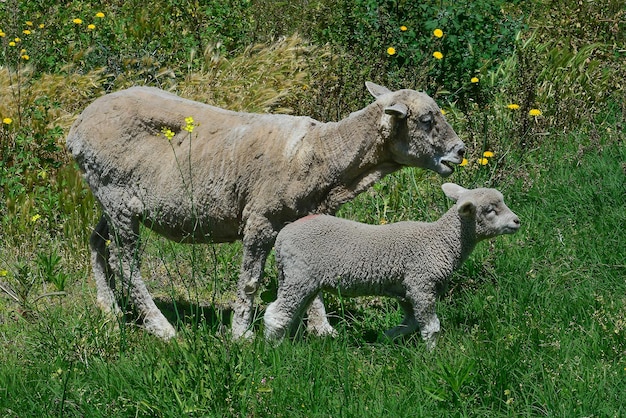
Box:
25;21;33;26
529;108;542;116
161;127;175;140
433;51;443;60
379;218;388;225
2;118;12;125
88;24;96;30
14;37;21;43
8;41;16;47
471;77;479;83
400;25;408;32
506;104;520;110
0;270;8;277
73;18;83;25
478;158;489;165
460;158;469;167
31;214;41;223
39;24;45;29
387;47;396;56
21;54;29;60
23;30;31;35
95;12;105;18
483;151;495;158
440;109;447;115
0;31;5;37
433;28;444;38
184;116;195;133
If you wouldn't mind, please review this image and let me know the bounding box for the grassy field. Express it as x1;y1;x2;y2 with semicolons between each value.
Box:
1;1;625;416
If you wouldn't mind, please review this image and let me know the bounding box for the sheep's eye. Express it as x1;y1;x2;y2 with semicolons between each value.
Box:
419;113;433;130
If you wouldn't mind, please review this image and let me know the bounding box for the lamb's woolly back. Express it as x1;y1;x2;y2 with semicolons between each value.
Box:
266;183;520;345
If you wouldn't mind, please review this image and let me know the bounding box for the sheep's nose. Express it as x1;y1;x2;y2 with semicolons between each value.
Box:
513;217;521;227
457;147;465;158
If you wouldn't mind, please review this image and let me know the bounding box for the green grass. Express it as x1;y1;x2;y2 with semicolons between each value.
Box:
1;128;625;417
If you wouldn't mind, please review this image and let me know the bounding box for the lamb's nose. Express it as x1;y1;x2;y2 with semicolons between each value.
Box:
513;217;520;226
457;146;465;158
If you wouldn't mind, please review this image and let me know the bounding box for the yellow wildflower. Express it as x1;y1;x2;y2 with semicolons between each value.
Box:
25;21;33;26
0;270;8;277
31;214;41;223
433;51;443;60
471;77;479;83
433;28;444;38
162;127;175;141
440;109;447;115
507;104;520;110
14;37;21;43
483;151;495;158
379;218;388;225
529;108;542;116
23;29;31;35
39;24;45;29
460;158;469;167
0;31;5;37
95;12;105;18
73;18;83;25
478;158;489;165
88;24;96;30
184;116;195;133
8;41;15;47
387;47;396;56
2;118;12;125
21;54;29;60
400;25;408;32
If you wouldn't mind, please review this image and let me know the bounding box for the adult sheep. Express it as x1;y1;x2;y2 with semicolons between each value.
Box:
264;184;520;349
67;82;465;340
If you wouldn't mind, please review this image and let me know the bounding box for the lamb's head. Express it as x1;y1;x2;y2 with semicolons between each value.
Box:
366;82;465;177
442;183;521;239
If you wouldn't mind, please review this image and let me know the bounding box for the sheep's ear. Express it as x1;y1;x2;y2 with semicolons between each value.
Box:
441;183;468;201
457;200;476;218
366;81;393;98
384;102;408;119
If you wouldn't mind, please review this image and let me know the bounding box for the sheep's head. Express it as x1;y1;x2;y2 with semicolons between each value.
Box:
442;183;521;239
366;82;465;177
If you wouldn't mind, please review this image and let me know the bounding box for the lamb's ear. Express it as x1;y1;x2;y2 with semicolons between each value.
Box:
366;81;393;98
384;102;408;119
457;200;476;218
441;183;468;201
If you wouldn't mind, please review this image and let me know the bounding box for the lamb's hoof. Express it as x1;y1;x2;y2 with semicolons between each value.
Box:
232;328;254;341
307;323;338;338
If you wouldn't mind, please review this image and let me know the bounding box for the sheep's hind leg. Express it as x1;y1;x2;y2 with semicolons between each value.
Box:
90;215;120;315
108;215;176;340
305;293;338;337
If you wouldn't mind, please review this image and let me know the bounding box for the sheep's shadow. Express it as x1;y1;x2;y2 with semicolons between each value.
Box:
154;298;233;333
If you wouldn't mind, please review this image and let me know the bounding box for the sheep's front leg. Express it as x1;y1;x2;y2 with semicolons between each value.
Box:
232;217;274;340
90;215;120;315
108;216;176;340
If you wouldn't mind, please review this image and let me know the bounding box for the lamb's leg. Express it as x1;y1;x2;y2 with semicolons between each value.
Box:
384;299;420;339
386;291;441;350
265;286;317;341
232;217;274;339
305;293;338;337
108;215;176;340
90;215;120;315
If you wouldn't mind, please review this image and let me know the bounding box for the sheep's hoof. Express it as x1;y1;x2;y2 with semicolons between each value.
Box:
144;316;177;340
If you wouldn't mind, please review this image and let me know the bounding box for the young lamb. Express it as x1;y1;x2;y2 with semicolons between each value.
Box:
264;183;520;348
67;82;465;340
